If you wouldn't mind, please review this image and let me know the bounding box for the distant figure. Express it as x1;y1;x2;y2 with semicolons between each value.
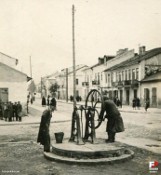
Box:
70;95;73;102
47;95;50;106
42;96;46;107
4;102;8;121
136;98;140;110
17;101;22;121
99;96;124;143
8;102;13;122
76;95;80;102
13;102;18;121
79;96;82;101
27;94;30;114
50;95;57;111
132;98;136;110
37;105;55;152
145;99;150;112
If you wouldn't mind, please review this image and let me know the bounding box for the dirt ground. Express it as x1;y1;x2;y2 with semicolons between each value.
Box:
0;123;161;175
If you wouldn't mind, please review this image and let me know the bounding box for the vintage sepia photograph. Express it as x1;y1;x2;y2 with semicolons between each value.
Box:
0;0;161;174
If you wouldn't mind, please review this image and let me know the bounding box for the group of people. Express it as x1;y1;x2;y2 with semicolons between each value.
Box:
70;95;82;102
0;101;23;122
132;97;150;111
41;95;57;108
132;97;141;110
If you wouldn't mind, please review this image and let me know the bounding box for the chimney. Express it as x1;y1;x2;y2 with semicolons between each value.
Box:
139;46;146;55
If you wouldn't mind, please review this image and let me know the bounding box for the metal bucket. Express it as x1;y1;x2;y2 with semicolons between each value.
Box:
54;132;64;143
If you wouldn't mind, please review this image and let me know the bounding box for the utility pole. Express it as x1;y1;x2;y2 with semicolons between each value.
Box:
30;56;32;78
41;77;42;98
72;4;76;109
66;68;68;102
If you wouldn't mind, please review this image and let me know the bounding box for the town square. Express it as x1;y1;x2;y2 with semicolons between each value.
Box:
0;0;161;174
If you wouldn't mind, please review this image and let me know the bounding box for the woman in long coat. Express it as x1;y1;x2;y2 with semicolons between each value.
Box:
41;96;46;107
99;97;124;143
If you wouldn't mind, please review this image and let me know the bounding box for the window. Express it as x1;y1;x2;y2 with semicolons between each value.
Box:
76;79;78;85
152;87;157;107
108;74;110;84
119;72;121;81
132;69;135;80
105;72;108;83
116;72;119;82
136;68;139;80
122;71;124;81
128;69;131;80
125;70;127;80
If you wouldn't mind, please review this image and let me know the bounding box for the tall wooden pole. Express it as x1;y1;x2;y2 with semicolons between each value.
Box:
66;68;68;102
72;5;76;109
30;56;32;78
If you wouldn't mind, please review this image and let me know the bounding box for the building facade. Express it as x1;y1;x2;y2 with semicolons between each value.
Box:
103;47;161;107
45;46;161;108
0;62;28;103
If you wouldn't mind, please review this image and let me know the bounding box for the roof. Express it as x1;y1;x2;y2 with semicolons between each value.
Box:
68;65;88;75
141;71;161;82
90;56;114;69
42;71;59;79
0;52;18;66
104;47;161;72
0;62;27;77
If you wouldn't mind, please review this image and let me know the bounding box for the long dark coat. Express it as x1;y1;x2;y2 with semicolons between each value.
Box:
100;100;124;133
42;96;46;106
37;109;52;152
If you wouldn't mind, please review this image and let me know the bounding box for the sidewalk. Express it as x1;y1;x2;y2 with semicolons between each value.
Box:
57;99;161;114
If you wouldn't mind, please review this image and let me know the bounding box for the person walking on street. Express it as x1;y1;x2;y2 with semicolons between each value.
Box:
145;99;150;112
99;96;124;143
42;96;46;107
17;101;22;121
47;95;50;106
8;102;13;122
4;102;8;121
132;98;136;110
50;94;57;111
13;102;18;121
37;104;55;152
136;97;140;110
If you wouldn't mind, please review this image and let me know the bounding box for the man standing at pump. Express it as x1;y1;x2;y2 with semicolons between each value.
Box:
99;94;124;143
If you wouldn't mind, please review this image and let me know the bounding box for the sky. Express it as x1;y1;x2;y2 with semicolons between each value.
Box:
0;0;161;83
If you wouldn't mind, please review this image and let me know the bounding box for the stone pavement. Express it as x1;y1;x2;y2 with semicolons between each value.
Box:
0;98;161;155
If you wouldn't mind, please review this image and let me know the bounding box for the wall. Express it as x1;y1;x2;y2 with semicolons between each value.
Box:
106;49;135;69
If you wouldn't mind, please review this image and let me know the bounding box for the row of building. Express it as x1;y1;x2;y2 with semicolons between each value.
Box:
40;46;161;108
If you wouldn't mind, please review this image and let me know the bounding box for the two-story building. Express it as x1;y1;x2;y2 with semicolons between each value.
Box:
103;46;161;107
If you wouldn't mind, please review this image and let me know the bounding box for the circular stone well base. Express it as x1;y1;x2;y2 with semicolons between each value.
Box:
44;138;134;164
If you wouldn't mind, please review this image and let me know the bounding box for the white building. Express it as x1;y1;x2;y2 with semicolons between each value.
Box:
0;61;28;103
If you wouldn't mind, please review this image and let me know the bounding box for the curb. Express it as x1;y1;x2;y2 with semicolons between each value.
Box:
44;150;134;165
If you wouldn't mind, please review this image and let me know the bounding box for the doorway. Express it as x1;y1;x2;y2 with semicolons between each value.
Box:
126;89;130;105
0;88;8;102
134;89;137;98
120;90;123;103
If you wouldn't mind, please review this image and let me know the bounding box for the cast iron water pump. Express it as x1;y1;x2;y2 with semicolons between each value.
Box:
69;89;105;144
